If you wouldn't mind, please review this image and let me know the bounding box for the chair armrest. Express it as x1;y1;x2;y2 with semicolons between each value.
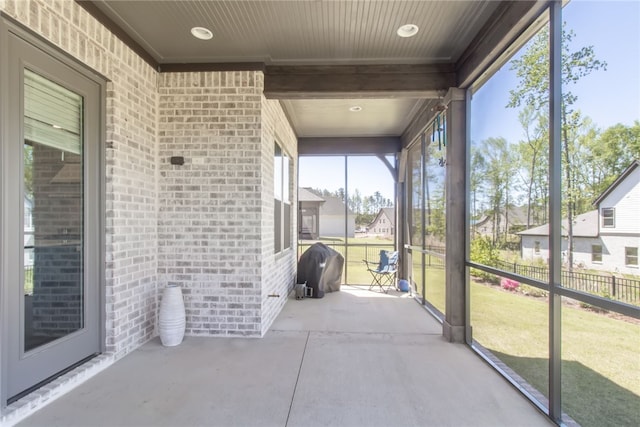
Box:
362;260;377;269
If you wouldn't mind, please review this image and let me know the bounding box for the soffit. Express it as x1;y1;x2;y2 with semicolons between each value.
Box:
88;1;500;65
282;98;425;138
81;1;512;140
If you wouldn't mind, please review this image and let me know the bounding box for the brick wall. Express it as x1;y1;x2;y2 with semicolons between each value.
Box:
158;71;267;337
2;0;298;350
1;2;301;420
260;97;298;335
1;0;159;357
30;145;83;338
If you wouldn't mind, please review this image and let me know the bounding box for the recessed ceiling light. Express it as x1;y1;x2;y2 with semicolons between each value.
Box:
349;106;362;112
191;26;213;40
397;24;419;38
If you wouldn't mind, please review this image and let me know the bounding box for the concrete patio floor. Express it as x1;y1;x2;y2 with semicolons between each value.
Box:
18;286;554;427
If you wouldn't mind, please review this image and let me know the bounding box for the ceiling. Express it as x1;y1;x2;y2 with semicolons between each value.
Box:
80;1;531;142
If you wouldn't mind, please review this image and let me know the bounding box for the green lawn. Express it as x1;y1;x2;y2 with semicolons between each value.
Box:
471;281;640;427
299;237;394;285
299;240;639;426
376;265;639;426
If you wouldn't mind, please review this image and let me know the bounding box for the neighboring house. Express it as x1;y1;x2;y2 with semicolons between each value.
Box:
319;194;356;238
472;205;529;240
518;161;640;275
368;208;395;237
297;188;356;239
298;187;325;240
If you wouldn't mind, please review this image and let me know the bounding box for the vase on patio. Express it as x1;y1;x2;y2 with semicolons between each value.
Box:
158;284;185;346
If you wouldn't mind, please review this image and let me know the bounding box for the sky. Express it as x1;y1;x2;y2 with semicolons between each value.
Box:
299;155;396;201
300;0;640;201
471;0;640;144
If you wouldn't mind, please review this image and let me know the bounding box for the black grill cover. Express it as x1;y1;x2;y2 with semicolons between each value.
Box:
297;243;344;298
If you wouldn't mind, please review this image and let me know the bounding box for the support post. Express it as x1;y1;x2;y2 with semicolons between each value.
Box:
549;2;563;422
443;88;468;343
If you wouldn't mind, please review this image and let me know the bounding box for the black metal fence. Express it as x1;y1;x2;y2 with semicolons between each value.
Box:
423;245;446;268
296;242;640;304
297;241;394;263
494;260;640;305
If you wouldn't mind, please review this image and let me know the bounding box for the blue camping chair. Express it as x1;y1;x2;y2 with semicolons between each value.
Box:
363;250;399;293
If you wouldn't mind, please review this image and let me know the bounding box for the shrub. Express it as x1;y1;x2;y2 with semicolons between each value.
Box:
470;236;500;282
519;284;548;298
579;287;611;313
500;277;520;291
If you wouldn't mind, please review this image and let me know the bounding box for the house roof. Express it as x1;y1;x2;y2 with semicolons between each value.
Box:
474;205;529;227
298;187;325;203
370;208;396;228
517;209;599;238
593;160;640;206
320;195;355;216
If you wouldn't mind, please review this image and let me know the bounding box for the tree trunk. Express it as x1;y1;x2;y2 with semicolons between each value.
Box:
526;151;538;228
563;121;574;272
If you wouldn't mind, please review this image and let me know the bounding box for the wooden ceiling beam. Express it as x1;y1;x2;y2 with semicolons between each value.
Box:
264;64;455;99
456;1;551;89
298;137;401;156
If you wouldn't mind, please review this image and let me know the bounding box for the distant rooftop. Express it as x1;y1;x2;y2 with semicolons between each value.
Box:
518;209;598;238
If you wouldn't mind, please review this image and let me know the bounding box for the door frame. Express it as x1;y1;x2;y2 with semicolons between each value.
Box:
0;14;106;408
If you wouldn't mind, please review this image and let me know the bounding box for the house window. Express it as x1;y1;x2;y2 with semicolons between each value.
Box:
601;207;615;228
625;247;638;266
534;241;540;254
274;142;291;253
591;245;603;263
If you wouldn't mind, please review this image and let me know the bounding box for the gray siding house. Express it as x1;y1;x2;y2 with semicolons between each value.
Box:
368;207;395;238
298;188;356;239
519;161;640;275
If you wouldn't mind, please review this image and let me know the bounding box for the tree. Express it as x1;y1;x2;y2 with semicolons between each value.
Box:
426;187;445;243
516;105;548;228
508;25;606;269
476;137;516;246
469;145;487;233
585;121;640;195
24;144;34;198
349;188;363;215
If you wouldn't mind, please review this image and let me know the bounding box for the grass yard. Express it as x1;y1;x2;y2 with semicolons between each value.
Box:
298;240;639;425
298;237;394;285
471;280;640;427
424;265;445;313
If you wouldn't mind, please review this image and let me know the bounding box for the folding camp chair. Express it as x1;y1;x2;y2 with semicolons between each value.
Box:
363;250;399;293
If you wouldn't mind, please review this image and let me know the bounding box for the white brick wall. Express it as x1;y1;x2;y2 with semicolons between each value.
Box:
260;96;298;336
1;1;299;419
1;0;159;357
158;71;271;337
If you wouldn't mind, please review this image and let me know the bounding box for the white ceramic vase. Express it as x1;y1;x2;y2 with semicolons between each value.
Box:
159;284;186;346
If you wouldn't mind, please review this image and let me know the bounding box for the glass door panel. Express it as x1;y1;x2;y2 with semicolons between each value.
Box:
346;156;395;285
23;69;85;352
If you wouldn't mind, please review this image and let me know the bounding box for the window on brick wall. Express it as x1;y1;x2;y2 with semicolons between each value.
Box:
274;142;291;253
